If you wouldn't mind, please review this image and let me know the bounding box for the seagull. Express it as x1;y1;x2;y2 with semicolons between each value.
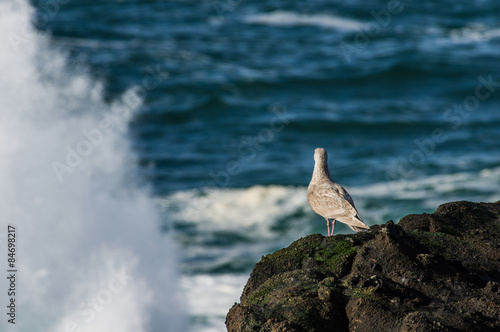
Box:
307;148;368;236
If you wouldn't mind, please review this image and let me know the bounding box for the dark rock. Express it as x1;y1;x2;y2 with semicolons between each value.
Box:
226;201;500;331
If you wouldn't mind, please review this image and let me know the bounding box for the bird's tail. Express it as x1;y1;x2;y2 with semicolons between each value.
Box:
349;224;369;231
347;214;369;231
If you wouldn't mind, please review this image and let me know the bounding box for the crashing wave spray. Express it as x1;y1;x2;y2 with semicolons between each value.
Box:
0;1;186;331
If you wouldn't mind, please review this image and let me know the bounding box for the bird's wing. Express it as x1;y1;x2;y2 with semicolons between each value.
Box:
308;182;367;229
337;184;368;229
308;182;355;218
340;186;357;211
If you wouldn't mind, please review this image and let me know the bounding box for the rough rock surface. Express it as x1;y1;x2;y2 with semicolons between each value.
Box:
226;201;500;332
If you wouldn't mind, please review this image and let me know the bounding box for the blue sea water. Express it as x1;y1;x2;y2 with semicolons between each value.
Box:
1;0;500;331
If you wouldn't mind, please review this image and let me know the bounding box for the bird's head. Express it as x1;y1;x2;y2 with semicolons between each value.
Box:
314;147;328;164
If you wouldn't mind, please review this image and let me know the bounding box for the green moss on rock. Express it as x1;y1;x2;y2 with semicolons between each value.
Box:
314;239;357;277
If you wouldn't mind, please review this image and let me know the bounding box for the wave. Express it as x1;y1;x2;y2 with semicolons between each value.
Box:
361;166;500;206
245;10;364;31
162;185;307;235
449;23;500;44
0;1;185;331
181;274;248;332
162;166;500;242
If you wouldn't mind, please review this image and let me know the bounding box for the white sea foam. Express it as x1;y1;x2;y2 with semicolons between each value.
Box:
161;185;309;238
427;23;500;48
182;274;248;332
355;166;500;206
449;23;500;43
245;11;364;31
0;1;186;331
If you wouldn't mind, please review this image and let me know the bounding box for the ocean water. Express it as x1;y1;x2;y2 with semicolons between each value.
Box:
1;0;500;331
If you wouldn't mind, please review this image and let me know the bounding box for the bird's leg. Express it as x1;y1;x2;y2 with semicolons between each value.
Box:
330;220;336;237
326;219;330;237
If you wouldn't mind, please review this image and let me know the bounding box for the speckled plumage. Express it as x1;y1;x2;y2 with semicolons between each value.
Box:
307;148;368;236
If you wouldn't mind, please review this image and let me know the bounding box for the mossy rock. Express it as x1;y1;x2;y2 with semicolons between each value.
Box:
228;201;500;332
241;234;358;301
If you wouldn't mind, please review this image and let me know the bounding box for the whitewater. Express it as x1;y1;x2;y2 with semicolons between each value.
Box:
0;1;186;331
